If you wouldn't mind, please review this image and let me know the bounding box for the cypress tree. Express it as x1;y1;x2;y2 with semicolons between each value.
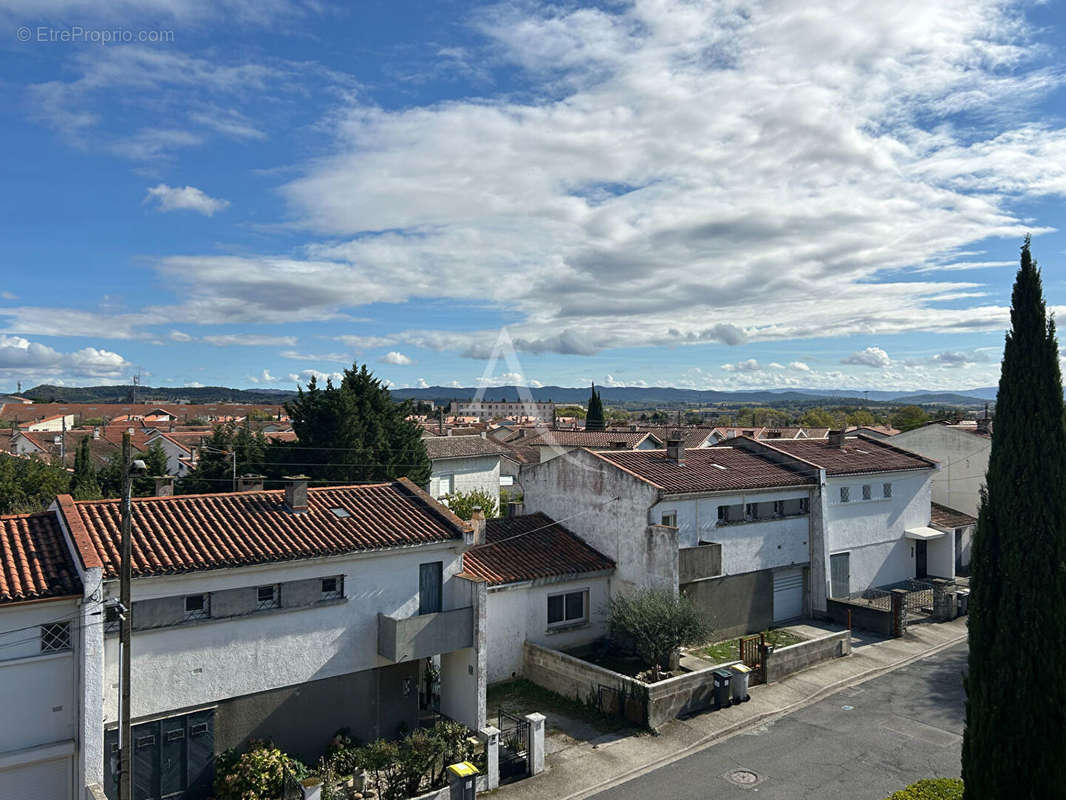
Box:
585;383;605;431
962;236;1066;799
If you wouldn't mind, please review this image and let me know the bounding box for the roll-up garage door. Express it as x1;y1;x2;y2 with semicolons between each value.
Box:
773;568;804;623
0;755;72;800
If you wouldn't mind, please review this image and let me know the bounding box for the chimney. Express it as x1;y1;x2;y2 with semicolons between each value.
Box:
284;475;309;513
92;426;101;440
468;506;486;547
506;500;525;518
154;476;175;497
828;429;846;448
238;474;265;492
666;431;685;465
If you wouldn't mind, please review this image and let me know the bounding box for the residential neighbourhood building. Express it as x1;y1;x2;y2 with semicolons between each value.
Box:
448;400;556;423
522;429;665;463
423;434;509;505
891;419;991;517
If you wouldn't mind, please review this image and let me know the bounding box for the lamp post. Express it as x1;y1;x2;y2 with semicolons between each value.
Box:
118;434;146;800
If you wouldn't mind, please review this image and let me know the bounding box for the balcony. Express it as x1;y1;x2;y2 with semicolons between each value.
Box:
377;607;474;663
678;542;722;583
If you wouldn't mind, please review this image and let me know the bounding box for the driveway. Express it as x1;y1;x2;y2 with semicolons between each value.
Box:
590;643;967;800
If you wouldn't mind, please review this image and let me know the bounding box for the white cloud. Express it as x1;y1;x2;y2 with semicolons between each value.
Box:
145;184;230;216
475;372;527;387
0;334;131;379
280;350;350;362
379;351;414;365
248;369;277;384
841;346;893;368
201;334;297;347
168;330;194;342
1;292;16;300
721;359;761;372
287;369;344;385
789;361;812;372
415;377;430;389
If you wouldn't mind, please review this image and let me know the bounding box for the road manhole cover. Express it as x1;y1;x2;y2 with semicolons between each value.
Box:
724;769;764;787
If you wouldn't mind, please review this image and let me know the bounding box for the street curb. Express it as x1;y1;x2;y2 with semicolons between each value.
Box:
556;628;969;800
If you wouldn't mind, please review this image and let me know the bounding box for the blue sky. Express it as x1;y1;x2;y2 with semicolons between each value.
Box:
2;0;1066;394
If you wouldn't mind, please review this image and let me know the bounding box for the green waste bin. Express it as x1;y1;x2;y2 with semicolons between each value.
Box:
712;668;733;709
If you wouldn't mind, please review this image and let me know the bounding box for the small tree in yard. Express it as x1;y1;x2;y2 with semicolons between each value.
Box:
607;590;709;680
443;487;499;519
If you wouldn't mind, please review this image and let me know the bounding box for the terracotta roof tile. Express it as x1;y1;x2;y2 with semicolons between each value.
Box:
68;478;467;579
0;512;82;604
593;447;815;493
931;502;977;529
461;513;614;585
525;430;663;449
424;435;508;460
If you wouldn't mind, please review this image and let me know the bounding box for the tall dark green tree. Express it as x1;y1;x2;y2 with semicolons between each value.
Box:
585;383;605;431
177;424;269;494
962;236;1066;799
69;437;102;500
272;363;431;486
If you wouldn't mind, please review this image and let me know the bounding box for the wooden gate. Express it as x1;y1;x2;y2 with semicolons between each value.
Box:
739;633;765;682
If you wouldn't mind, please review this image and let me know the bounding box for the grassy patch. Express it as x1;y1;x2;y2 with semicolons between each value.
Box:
695;628;807;664
486;679;635;734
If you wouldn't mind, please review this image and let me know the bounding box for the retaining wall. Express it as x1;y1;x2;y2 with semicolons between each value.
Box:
763;630;851;683
825;598;894;637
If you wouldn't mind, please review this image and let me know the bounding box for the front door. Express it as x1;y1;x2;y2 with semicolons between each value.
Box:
419;561;443;615
104;710;214;800
915;540;928;579
829;552;850;598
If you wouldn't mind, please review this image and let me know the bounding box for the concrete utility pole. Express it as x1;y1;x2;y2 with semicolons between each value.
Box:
118;434;146;800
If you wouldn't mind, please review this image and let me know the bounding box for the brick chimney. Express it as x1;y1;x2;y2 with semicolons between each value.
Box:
238;474;265;492
284;475;309;513
666;431;685;465
469;506;486;546
828;429;845;448
154;476;175;497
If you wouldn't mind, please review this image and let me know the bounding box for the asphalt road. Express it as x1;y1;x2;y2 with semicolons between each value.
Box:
590;643;967;800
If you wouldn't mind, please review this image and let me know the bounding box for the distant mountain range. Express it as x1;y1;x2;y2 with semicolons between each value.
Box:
12;383;997;408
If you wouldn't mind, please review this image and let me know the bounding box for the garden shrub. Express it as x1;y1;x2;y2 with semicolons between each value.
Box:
213;741;308;800
882;778;964;800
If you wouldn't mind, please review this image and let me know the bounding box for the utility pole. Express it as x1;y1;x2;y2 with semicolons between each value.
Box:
119;433;133;800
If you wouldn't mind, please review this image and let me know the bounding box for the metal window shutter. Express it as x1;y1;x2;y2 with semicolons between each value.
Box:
773;568;804;623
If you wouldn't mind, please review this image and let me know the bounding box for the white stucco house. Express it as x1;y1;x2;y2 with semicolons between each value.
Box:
520;432;941;638
42;477;487;800
144;432;196;477
891;420;991;517
423;434;507;506
0;511;90;800
461;511;615;684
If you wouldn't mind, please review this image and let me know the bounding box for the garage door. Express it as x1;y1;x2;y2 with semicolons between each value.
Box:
0;755;72;800
773;568;804;623
104;709;215;800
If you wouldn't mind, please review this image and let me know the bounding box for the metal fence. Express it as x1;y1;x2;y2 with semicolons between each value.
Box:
840;587;893;611
497;710;530;785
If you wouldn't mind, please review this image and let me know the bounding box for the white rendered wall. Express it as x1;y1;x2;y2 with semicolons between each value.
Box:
101;542;467;724
927;532;956;579
0;599;78;757
485;576;611;685
824;471;933;593
429;455;501;505
651;490;810;574
892;427;989;517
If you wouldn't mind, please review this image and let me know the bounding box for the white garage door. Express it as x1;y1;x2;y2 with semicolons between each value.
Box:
0;755;72;800
773;568;804;623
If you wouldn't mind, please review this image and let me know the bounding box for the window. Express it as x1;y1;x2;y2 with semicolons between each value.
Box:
883;482;892;499
321;576;343;601
256;585;280;610
40;621;71;653
745;503;760;521
773;500;784;517
438;474;454;496
547;590;587;627
660;512;677;527
799;497;810;514
840;486;850;503
183;594;209;621
419;562;443;615
330;507;351;518
862;484;872;500
717;505;730;523
104;605;121;633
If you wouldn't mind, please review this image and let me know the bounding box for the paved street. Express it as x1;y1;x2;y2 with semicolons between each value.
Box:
590;643;967;800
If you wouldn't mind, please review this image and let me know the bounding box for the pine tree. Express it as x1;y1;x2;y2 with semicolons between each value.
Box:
585;383;605;431
962;236;1066;799
275;364;431;486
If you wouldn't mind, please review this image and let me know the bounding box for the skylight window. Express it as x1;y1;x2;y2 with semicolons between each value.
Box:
330;507;351;518
711;463;728;470
854;448;871;455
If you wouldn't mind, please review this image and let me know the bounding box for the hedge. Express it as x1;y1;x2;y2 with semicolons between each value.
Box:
882;778;963;800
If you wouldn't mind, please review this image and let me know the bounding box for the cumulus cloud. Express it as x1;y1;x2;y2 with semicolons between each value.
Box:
202;334;297;347
841;346;893;368
379;351;414;365
721;359;761;372
287;369;343;385
145;184;230;215
789;361;812;372
0;334;131;379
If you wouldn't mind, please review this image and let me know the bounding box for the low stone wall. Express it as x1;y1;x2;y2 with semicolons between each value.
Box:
825;598;894;637
763;630;850;683
523;641;744;731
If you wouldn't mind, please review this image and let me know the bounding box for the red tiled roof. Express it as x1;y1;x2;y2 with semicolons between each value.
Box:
525;430;663;449
592;447;815;493
931;503;977;529
755;436;937;475
461;513;614;585
424;435;508;460
0;512;82;604
65;478;468;579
